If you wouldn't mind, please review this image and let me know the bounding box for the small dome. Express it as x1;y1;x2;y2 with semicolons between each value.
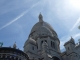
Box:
24;37;36;47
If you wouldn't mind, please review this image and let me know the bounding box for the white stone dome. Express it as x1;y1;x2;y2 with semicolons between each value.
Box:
30;13;58;38
31;21;56;33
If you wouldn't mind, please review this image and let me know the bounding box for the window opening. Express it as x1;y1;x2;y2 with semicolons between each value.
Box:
68;47;69;50
32;46;34;50
45;40;47;42
51;41;55;48
41;41;43;44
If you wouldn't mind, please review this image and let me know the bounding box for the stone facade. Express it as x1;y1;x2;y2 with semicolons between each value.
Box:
24;14;80;60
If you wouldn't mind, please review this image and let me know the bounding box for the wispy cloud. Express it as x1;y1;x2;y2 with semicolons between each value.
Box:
0;1;40;30
70;17;80;31
73;33;80;39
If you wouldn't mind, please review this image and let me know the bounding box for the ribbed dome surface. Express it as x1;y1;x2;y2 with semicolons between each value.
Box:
31;21;55;33
30;13;55;33
29;13;58;40
30;20;58;37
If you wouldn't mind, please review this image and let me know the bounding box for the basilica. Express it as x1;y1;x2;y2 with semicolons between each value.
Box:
0;14;80;60
24;14;80;60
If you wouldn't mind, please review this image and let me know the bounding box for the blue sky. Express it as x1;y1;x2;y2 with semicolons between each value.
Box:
0;0;80;52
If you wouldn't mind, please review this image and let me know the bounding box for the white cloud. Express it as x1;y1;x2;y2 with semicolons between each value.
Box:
70;17;80;31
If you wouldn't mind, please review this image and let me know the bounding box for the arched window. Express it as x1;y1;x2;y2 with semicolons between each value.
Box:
16;57;18;60
51;41;52;47
41;41;43;44
53;42;55;48
37;43;38;49
51;41;55;48
45;40;47;43
68;47;69;50
32;46;34;50
19;59;21;60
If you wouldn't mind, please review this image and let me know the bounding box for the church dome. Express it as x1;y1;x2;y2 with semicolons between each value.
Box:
31;21;55;33
30;13;58;38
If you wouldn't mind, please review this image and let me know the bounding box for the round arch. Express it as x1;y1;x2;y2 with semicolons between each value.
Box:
52;56;60;60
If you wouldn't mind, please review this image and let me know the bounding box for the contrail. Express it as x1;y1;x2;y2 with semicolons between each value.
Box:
0;11;28;30
0;1;40;30
70;17;80;31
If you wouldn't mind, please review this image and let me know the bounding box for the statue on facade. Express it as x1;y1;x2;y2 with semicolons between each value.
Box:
0;42;3;47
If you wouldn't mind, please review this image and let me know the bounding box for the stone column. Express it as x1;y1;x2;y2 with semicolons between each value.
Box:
37;38;42;54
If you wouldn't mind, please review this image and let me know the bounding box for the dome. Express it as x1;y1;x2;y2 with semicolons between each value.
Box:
30;13;58;37
24;37;36;47
31;21;55;33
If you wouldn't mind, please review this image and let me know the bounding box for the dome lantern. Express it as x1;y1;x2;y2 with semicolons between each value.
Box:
38;13;43;22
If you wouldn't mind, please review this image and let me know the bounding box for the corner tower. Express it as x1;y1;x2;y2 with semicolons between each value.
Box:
24;13;62;60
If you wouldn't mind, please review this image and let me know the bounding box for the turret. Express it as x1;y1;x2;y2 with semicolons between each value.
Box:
39;13;43;22
13;42;17;49
64;37;75;54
